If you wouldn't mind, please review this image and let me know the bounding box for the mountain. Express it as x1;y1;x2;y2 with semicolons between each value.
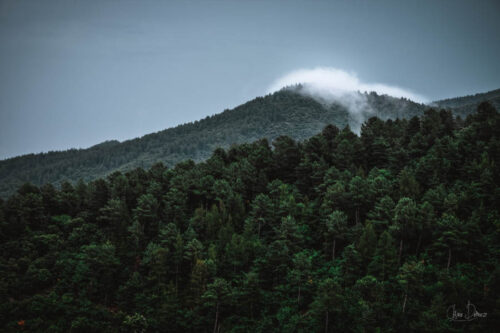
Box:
433;88;500;118
1;99;499;332
0;88;493;197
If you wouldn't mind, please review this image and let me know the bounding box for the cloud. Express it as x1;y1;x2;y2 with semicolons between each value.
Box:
267;67;427;133
268;67;427;103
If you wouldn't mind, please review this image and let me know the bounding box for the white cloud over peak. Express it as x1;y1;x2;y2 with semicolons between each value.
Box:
268;67;427;103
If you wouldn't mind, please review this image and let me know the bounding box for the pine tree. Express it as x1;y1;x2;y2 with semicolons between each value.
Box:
324;210;348;260
368;231;398;281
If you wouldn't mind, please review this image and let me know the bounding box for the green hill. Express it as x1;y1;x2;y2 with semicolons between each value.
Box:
1;102;499;331
433;88;500;118
0;87;493;197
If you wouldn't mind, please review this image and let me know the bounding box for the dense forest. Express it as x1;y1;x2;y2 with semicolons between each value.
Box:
3;89;498;199
1;101;499;332
0;89;441;198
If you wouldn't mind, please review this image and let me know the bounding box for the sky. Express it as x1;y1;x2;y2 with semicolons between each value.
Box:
1;0;499;159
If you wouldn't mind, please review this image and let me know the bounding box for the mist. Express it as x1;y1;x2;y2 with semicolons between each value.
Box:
268;67;428;133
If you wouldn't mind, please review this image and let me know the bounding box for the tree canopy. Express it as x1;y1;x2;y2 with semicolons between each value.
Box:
1;102;499;332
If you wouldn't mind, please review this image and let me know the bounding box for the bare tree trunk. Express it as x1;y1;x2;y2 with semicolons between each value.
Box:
398;239;403;266
258;220;261;239
447;247;451;273
382;257;386;281
325;310;329;333
332;238;336;260
213;302;219;333
297;285;301;305
402;293;408;313
415;233;422;255
175;263;179;296
355;208;360;225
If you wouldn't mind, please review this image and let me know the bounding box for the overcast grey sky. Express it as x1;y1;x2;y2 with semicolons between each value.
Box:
1;0;499;159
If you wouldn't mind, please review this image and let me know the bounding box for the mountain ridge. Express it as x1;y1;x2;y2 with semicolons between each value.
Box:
432;88;500;118
0;87;498;197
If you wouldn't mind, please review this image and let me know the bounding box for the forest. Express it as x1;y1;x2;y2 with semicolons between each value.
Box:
3;88;498;200
0;102;499;332
434;88;500;118
0;89;440;198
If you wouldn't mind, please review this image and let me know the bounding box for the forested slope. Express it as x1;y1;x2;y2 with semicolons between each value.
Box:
1;102;499;332
434;88;500;118
2;87;497;198
0;90;428;197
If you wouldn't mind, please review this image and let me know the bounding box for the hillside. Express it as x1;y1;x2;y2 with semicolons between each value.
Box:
1;102;499;331
0;89;428;197
433;88;500;118
2;87;498;198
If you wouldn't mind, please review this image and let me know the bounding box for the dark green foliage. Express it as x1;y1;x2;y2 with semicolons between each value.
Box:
3;88;496;198
0;89;435;198
0;102;499;332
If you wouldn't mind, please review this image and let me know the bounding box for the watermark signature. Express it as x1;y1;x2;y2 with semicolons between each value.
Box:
447;301;487;322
